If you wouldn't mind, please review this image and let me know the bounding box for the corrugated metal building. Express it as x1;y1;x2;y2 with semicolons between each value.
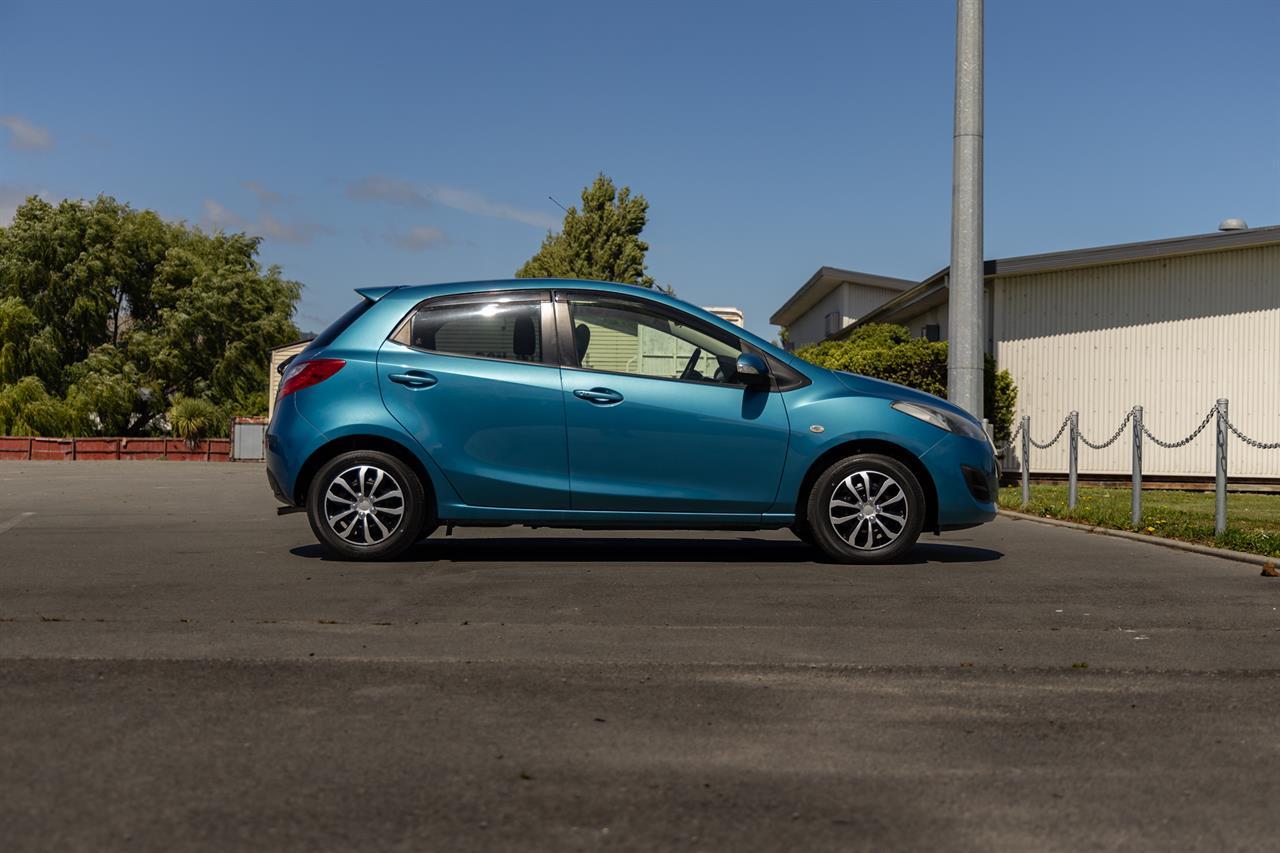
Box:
772;225;1280;479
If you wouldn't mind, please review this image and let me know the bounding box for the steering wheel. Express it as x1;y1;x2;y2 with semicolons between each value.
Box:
679;347;703;381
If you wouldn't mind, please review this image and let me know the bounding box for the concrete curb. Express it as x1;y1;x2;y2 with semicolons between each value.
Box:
998;508;1279;570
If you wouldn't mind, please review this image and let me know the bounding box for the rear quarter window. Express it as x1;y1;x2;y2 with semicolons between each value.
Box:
305;298;375;352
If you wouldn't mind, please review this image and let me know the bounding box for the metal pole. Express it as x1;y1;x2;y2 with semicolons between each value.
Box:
1215;398;1228;536
947;0;985;419
1067;411;1078;510
1131;406;1142;527
1020;414;1030;508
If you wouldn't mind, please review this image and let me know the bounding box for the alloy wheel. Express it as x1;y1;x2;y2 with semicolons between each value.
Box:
323;464;405;546
827;469;908;551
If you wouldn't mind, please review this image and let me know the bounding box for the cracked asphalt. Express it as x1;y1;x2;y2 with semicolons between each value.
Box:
1;462;1278;852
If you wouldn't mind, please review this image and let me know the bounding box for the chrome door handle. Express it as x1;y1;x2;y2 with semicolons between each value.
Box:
573;387;624;405
388;371;437;388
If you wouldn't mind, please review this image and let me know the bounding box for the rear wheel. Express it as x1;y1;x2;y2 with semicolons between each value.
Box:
306;450;428;561
805;454;925;564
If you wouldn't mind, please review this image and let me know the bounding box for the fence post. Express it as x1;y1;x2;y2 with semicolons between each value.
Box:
1067;411;1079;510
1215;398;1228;536
1131;406;1142;527
1020;415;1031;508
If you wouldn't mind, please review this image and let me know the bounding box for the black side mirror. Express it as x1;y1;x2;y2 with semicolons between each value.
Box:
734;353;771;387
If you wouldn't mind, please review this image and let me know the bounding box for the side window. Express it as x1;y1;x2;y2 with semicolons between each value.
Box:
566;297;746;384
404;299;543;362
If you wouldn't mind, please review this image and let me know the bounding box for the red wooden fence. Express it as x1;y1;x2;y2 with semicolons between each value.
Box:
0;437;233;461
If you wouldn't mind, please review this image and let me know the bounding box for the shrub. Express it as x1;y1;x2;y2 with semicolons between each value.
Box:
795;323;1018;444
167;396;224;444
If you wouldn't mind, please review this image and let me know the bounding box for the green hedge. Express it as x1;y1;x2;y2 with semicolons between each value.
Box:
794;323;1018;444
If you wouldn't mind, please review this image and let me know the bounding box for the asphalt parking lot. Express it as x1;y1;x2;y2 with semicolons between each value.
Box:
1;462;1278;852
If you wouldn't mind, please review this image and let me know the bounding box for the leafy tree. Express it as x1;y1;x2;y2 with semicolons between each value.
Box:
795;323;1018;443
517;174;659;288
0;194;301;436
0;377;85;437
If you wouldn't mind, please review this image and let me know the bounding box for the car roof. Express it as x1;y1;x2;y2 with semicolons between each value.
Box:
370;278;777;352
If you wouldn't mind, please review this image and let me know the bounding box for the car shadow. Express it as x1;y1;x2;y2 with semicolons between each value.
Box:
289;536;1003;565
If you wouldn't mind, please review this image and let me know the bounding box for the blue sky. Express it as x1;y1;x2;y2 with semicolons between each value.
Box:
2;0;1277;338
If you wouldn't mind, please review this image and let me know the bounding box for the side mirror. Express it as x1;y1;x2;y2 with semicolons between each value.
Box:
734;353;771;387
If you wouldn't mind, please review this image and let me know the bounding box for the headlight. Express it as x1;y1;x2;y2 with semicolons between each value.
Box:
891;400;990;444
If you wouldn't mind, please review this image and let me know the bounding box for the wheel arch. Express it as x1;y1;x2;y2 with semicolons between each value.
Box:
795;439;939;535
294;433;436;519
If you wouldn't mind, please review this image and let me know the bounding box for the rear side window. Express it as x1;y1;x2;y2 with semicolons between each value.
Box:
405;300;543;363
307;298;374;351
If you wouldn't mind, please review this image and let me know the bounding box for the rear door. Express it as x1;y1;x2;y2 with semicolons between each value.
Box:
555;291;791;514
378;290;570;509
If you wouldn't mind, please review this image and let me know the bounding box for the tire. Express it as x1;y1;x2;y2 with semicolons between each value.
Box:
306;450;429;561
805;453;925;564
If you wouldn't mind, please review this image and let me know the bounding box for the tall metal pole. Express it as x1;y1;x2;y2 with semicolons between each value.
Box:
948;0;985;418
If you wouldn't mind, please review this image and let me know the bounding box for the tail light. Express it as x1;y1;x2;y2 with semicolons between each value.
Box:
277;358;345;401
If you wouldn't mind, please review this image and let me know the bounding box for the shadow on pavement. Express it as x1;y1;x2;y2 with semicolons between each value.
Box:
289;536;1003;566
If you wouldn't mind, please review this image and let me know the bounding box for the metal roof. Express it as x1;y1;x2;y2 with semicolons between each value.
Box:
820;224;1280;341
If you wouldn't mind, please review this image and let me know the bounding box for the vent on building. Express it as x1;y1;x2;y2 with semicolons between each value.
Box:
824;311;842;337
921;324;941;342
1218;218;1248;231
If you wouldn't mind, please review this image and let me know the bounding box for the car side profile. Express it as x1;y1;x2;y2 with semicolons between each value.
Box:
266;279;997;563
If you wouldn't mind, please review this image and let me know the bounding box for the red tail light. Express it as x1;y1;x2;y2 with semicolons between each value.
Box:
277;358;345;401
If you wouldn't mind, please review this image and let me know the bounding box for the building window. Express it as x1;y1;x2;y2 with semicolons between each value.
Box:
824;311;842;337
921;324;941;342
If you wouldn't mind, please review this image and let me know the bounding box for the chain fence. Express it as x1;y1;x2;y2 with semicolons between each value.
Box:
999;399;1279;535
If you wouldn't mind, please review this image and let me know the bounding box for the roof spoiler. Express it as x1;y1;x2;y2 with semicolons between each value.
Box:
355;285;402;302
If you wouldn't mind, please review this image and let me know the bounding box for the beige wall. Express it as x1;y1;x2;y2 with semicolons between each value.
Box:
995;244;1280;477
788;283;910;346
267;342;310;421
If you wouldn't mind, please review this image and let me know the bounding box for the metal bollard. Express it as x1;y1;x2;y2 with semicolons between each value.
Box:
1067;411;1079;510
1131;406;1142;527
1020;415;1031;508
1215;398;1228;536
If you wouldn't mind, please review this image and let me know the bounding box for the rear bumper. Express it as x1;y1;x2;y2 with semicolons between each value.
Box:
265;398;327;506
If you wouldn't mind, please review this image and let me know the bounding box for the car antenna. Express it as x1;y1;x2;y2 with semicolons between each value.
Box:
548;195;569;213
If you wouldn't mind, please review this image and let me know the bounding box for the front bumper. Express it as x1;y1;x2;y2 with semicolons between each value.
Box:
920;434;999;530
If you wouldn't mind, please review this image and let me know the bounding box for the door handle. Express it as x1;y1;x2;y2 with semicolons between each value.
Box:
573;387;624;405
388;371;438;388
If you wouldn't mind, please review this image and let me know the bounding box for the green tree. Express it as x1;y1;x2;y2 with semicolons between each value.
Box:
517;174;659;288
0;194;301;436
794;323;1018;443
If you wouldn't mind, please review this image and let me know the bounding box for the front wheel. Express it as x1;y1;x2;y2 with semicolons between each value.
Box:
805;454;925;564
306;450;428;561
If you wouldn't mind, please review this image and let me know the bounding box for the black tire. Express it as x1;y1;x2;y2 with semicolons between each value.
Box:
306;450;429;561
805;453;925;564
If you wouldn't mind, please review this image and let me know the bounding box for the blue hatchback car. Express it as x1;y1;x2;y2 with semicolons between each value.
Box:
267;279;997;562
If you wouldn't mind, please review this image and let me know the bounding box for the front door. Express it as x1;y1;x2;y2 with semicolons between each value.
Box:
557;292;790;514
379;292;569;509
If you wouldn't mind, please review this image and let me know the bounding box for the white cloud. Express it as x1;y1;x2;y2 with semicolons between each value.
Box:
347;175;432;208
202;198;331;244
431;186;559;229
0;115;53;150
242;180;289;206
387;225;450;251
347;175;558;229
